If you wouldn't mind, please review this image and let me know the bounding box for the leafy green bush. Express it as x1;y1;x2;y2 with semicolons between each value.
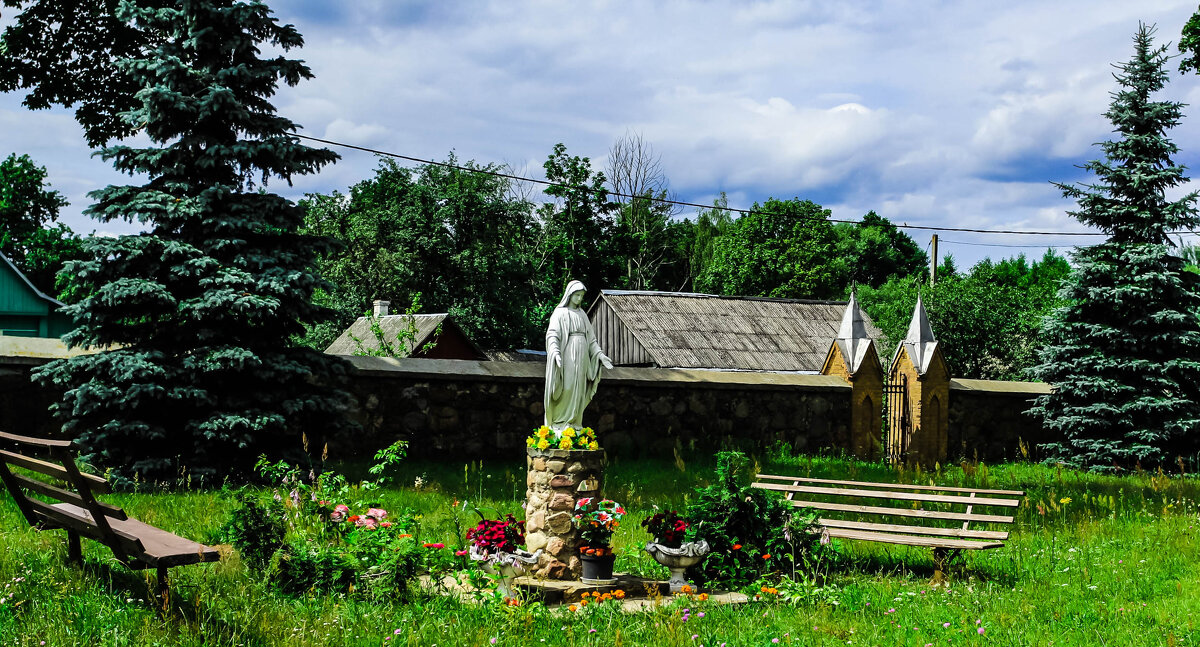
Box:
219;442;455;600
686;451;831;587
215;491;286;569
269;538;358;596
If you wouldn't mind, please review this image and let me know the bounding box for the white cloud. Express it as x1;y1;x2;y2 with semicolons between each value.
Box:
6;0;1200;268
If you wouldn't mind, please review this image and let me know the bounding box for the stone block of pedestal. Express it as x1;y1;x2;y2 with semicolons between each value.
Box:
524;447;604;579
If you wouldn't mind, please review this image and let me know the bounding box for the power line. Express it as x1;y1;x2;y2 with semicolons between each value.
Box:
939;239;1083;249
295;133;1123;238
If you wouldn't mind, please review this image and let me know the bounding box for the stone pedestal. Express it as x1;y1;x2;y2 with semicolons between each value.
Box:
524;447;604;579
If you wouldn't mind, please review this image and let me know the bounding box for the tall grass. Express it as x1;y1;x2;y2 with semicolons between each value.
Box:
1;453;1198;646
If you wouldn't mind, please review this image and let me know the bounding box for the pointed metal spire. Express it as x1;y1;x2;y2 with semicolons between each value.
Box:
835;290;873;373
897;294;939;374
904;294;936;345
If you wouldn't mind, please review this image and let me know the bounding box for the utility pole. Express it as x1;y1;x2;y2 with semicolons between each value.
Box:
930;234;938;286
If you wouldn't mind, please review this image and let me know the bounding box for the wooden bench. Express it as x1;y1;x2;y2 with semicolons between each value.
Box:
753;473;1024;579
0;431;220;604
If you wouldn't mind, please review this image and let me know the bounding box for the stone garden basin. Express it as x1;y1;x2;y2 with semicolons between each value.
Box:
644;539;710;592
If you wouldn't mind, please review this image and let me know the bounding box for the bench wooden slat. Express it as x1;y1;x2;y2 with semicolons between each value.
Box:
0;450;111;493
24;498;147;558
8;472;127;520
826;527;1005;550
52;503;221;568
818;518;1009;541
0;431;74;449
753;481;1020;508
756;473;1025;497
786;498;1014;524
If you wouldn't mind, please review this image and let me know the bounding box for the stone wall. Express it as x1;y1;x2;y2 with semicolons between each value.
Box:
339;357;853;460
948;378;1054;462
2;350;1060;465
0;358;59;437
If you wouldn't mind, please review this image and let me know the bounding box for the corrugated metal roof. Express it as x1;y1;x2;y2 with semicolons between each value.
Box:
592;291;884;372
325;313;451;356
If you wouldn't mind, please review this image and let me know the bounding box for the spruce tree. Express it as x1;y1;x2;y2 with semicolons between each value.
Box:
1030;25;1200;470
32;1;351;482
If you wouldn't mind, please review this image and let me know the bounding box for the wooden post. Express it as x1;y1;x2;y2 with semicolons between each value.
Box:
930;234;938;286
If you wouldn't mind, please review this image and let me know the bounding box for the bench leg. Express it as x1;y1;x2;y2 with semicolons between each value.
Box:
156;567;170;611
930;548;961;585
66;531;82;564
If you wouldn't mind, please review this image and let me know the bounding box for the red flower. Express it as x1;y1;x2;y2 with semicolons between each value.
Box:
347;515;360;523
732;544;742;550
423;542;445;549
762;553;771;560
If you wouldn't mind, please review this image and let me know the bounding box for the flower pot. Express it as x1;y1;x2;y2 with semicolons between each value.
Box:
469;546;542;598
579;551;616;584
645;539;710;592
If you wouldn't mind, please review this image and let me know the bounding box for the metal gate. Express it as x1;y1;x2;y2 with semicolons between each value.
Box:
884;375;911;463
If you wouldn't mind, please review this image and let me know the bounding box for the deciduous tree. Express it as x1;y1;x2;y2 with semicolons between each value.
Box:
301;156;539;351
696;198;841;299
0;152;83;296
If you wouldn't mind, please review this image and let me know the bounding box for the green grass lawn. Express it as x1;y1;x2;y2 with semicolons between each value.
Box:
1;453;1199;646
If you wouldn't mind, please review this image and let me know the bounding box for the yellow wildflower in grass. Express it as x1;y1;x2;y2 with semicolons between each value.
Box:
1060;497;1072;505
537;438;550;450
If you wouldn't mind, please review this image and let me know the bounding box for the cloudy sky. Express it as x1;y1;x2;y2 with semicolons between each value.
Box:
4;0;1200;267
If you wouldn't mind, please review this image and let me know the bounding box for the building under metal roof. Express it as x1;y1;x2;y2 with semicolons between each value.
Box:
0;251;73;338
588;290;884;373
324;312;487;360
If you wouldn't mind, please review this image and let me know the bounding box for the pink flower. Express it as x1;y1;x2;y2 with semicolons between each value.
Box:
978;628;985;635
423;543;445;549
334;504;350;513
367;507;388;520
455;550;468;556
330;511;345;523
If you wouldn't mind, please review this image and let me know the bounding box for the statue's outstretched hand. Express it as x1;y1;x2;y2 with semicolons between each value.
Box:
553;353;562;368
600;354;613;370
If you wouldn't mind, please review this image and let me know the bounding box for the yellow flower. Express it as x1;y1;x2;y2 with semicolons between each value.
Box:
525;437;536;447
563;428;576;438
559;438;572;450
588;441;599;450
1060;497;1071;505
537;439;550;450
537;426;550;439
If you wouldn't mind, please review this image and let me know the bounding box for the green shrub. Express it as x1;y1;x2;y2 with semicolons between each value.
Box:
686;451;830;587
268;538;358;595
218;445;453;600
215;491;286;569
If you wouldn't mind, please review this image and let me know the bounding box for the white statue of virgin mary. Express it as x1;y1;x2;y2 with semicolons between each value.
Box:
544;280;613;430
